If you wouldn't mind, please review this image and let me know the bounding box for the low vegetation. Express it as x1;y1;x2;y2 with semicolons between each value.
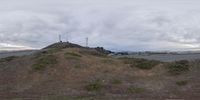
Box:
32;54;57;70
101;59;114;64
111;79;122;84
176;80;188;86
65;52;82;60
127;86;145;93
167;60;190;75
34;48;61;58
0;56;18;63
85;81;103;92
79;50;107;57
74;64;81;69
120;57;160;70
46;96;92;100
45;48;62;54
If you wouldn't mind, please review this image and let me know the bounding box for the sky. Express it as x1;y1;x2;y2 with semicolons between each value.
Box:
0;0;200;51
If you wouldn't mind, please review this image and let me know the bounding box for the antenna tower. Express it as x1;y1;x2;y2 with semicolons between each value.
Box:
66;33;68;42
59;34;62;42
86;37;88;47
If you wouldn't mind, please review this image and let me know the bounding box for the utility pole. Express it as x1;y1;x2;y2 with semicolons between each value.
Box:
86;37;88;47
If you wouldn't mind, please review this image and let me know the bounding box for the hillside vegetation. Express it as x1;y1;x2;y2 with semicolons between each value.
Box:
0;42;200;100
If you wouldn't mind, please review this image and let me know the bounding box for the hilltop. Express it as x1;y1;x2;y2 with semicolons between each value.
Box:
0;42;200;100
43;42;113;55
43;42;83;49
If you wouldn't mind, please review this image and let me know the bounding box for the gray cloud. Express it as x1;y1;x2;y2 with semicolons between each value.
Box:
1;0;200;51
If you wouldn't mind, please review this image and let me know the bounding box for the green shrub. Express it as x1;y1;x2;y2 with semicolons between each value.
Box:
0;56;18;62
32;55;57;70
79;50;106;57
39;48;61;55
120;57;160;70
168;60;190;75
85;81;103;92
65;52;82;59
34;48;61;58
46;96;92;100
128;87;145;93
74;64;81;68
176;80;188;86
111;79;122;84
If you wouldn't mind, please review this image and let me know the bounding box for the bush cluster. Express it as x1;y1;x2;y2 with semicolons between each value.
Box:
34;48;61;58
128;87;145;93
79;50;106;57
0;56;18;62
121;57;160;70
176;80;188;86
32;54;57;70
85;81;103;92
168;60;190;75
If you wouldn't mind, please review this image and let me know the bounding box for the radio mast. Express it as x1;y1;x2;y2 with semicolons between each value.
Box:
66;33;69;42
86;37;88;47
59;34;62;42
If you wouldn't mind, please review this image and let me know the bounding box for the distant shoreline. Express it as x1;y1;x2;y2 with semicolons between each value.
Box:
117;53;200;62
0;50;38;59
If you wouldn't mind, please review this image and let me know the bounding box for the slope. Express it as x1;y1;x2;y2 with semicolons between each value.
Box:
0;42;200;100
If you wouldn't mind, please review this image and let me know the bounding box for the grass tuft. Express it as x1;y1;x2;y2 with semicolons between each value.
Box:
65;52;82;60
176;80;188;86
74;64;81;69
128;87;145;93
85;81;103;92
111;79;122;84
46;96;93;100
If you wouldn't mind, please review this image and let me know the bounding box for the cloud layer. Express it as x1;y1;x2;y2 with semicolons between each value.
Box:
0;0;200;51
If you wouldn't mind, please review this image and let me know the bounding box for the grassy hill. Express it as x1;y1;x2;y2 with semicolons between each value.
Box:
0;42;200;100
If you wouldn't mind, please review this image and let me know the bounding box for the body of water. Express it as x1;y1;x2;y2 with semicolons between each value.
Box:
119;53;200;62
0;50;37;59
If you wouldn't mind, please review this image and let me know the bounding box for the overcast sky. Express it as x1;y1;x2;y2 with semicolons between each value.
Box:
0;0;200;51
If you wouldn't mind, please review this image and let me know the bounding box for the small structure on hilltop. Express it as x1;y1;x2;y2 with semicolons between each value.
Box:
43;42;82;49
94;47;113;55
59;34;62;43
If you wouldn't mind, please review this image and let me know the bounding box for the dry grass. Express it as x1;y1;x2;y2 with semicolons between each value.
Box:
1;47;199;100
